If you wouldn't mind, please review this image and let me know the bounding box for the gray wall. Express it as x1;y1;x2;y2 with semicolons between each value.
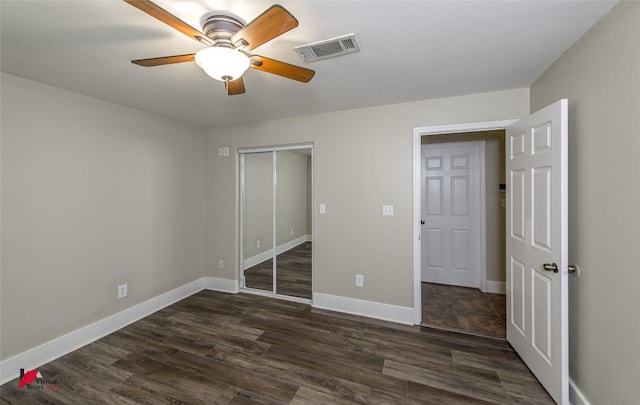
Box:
530;2;640;403
0;73;207;359
205;89;529;308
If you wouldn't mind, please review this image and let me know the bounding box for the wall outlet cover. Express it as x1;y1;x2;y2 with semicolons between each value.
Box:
117;284;127;299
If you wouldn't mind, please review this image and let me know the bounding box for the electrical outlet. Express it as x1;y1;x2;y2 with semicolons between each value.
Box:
218;259;224;269
117;283;127;299
256;239;261;248
382;205;394;216
290;228;294;236
355;274;364;287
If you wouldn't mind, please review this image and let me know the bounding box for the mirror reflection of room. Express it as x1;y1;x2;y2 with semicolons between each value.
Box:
242;148;312;300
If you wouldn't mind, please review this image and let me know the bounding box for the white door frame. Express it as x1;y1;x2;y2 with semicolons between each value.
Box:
238;143;314;305
412;120;518;324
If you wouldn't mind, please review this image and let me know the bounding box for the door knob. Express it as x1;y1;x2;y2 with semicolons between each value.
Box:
542;263;580;274
420;220;425;225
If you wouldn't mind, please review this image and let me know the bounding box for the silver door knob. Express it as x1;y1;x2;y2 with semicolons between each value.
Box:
542;263;559;273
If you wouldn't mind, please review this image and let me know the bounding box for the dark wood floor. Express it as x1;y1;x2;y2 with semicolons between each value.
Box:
422;283;506;339
244;242;311;299
1;290;553;404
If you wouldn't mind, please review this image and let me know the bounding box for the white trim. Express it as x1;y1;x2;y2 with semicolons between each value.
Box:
482;281;506;295
0;278;204;385
203;277;239;293
415;120;519;136
238;143;314;154
243;235;311;269
569;378;590;405
313;293;414;325
412;119;518;325
272;151;277;294
240;288;311;305
238;144;314;298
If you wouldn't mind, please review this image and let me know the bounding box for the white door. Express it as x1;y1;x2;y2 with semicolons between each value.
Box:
506;99;568;404
422;142;483;288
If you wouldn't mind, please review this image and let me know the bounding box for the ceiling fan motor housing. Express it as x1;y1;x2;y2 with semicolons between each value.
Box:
202;14;245;48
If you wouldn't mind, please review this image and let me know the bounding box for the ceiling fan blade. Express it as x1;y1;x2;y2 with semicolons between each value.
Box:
231;5;298;51
225;77;246;95
250;56;315;83
132;53;195;67
124;0;212;45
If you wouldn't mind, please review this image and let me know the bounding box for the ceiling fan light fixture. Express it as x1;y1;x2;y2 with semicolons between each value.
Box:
195;47;249;82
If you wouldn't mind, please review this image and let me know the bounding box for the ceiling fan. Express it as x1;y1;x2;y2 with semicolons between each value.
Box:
124;0;315;95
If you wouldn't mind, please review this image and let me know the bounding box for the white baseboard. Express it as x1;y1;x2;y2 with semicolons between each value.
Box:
482;280;506;295
313;292;414;325
1;274;419;386
0;278;204;385
204;277;239;293
570;378;590;405
243;235;311;270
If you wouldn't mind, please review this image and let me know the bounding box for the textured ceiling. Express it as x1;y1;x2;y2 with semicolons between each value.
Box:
0;0;617;127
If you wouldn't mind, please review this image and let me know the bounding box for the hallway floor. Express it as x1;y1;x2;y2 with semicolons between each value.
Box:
421;282;506;339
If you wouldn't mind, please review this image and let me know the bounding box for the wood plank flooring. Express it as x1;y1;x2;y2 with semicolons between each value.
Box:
244;242;312;299
1;290;553;404
421;283;506;339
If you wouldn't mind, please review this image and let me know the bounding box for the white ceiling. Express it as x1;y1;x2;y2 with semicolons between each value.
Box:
1;0;617;127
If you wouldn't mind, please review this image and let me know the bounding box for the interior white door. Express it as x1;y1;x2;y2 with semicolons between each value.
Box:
422;142;481;288
506;99;568;404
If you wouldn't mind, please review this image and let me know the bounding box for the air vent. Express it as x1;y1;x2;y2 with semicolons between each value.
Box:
294;33;361;62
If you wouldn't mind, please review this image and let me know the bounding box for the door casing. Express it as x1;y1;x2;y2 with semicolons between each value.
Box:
412;120;518;324
238;143;314;304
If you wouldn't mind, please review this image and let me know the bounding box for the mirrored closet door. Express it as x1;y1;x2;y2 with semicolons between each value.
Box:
240;145;312;301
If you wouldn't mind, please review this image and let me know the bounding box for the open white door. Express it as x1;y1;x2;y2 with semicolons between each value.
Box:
506;99;568;404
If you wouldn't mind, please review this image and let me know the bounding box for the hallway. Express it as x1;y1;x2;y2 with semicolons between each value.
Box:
421;282;506;339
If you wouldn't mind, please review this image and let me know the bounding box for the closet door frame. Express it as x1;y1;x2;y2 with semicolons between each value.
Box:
238;143;313;303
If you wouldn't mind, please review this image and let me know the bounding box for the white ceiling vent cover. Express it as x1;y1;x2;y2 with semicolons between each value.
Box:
295;33;361;62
